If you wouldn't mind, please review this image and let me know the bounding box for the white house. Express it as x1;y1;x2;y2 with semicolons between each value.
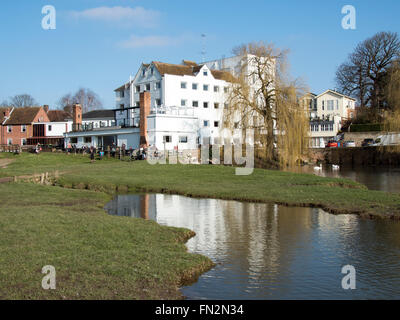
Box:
65;54;274;154
112;59;237;153
304;89;357;148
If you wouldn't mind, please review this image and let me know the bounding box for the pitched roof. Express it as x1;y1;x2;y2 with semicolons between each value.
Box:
114;60;237;91
153;61;195;77
4;107;42;125
182;60;198;67
83;110;114;120
47;110;72;122
153;61;237;82
316;89;356;101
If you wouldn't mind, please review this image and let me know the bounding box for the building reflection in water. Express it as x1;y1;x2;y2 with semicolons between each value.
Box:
104;194;157;220
104;193;400;299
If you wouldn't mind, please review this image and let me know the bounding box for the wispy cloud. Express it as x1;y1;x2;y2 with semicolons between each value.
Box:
118;34;189;48
70;6;161;28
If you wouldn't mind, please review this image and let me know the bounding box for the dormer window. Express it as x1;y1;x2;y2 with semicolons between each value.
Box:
142;69;146;76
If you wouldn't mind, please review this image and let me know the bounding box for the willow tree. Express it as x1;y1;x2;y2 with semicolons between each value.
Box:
224;42;309;168
384;61;400;133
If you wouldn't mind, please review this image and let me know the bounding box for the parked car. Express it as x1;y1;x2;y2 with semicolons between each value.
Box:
361;138;374;147
344;141;356;148
326;140;339;148
372;137;382;147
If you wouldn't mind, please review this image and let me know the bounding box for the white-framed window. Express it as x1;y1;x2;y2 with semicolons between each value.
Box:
7;125;12;133
84;137;92;143
21;125;26;132
203;84;209;91
21;138;27;146
7;138;12;145
203;102;209;108
224;87;229;93
146;83;151;91
181;99;187;107
135;86;140;93
203;70;208;76
214;86;220;92
192;83;198;90
192;101;199;107
329;123;334;131
155;82;161;90
179;136;188;143
155;99;161;106
327;100;334;111
48;125;52;132
203;120;209;127
181;82;187;89
336;100;339;110
151;67;154;75
214;121;220;128
135;101;140;107
121;91;125;98
214;103;219;109
163;135;172;143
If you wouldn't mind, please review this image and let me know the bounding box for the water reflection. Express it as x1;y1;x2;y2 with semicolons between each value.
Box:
105;194;400;299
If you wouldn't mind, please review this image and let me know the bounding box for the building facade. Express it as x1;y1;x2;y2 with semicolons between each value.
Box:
0;106;50;146
304;90;357;148
65;54;274;154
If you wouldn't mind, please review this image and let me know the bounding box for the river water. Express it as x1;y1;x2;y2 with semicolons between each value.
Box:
104;192;400;299
298;165;400;193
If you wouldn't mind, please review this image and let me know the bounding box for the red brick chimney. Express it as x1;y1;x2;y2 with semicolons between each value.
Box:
43;105;49;113
72;104;82;131
3;108;11;118
139;92;151;147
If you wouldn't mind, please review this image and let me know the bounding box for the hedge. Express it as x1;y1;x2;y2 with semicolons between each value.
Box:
349;123;383;132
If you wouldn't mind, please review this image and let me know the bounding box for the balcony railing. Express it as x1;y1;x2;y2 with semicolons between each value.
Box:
150;105;195;117
72;120;139;132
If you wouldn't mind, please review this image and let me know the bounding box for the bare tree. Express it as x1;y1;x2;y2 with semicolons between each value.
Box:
225;42;309;168
0;100;9;107
9;94;37;107
58;88;103;113
336;31;400;110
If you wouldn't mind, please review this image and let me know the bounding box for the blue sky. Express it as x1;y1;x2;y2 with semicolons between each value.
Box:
0;0;399;108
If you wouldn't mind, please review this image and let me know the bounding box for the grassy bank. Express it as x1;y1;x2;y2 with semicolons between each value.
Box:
0;182;213;299
1;152;400;219
1;152;400;299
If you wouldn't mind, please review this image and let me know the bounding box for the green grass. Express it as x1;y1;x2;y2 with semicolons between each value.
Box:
0;182;213;299
1;152;400;299
1;152;400;218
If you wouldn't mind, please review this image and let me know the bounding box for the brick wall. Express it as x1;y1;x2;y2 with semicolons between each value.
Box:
2;124;31;146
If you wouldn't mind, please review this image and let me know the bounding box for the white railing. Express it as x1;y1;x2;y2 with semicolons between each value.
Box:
150;105;195;117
